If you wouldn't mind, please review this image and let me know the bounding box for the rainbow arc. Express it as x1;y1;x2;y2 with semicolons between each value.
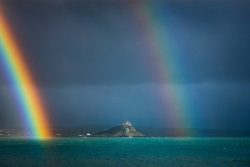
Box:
130;1;192;133
0;6;51;139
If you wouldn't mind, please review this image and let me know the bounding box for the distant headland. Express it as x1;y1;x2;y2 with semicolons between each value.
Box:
1;121;250;138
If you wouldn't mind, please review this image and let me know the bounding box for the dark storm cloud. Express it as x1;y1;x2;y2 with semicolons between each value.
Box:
1;0;149;86
1;83;250;129
0;0;250;86
35;83;250;129
1;0;250;129
165;1;250;83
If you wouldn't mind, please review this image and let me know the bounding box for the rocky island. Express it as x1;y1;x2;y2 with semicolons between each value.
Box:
95;121;144;137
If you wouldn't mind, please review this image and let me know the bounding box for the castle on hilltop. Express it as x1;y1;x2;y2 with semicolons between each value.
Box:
123;121;132;127
95;121;144;137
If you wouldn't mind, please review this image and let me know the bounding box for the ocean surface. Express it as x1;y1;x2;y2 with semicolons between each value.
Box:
0;137;250;167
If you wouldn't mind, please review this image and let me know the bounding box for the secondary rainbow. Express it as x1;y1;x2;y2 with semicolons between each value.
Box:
0;7;51;139
130;1;192;134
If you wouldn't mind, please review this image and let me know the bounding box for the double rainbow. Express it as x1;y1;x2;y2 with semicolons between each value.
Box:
0;7;51;139
0;1;192;137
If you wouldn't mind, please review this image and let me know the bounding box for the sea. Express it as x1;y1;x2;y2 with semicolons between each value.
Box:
0;137;250;167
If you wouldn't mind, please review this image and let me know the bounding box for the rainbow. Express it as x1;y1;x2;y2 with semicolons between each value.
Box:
130;1;192;134
0;7;51;139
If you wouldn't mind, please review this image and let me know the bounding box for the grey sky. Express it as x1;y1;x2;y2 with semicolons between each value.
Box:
0;0;250;129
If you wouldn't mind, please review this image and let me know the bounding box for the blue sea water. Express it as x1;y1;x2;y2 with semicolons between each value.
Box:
0;137;250;167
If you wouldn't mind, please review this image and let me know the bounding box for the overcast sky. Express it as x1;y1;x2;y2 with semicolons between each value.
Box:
0;0;250;129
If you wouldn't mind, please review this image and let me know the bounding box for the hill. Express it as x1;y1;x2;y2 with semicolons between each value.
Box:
95;121;144;137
